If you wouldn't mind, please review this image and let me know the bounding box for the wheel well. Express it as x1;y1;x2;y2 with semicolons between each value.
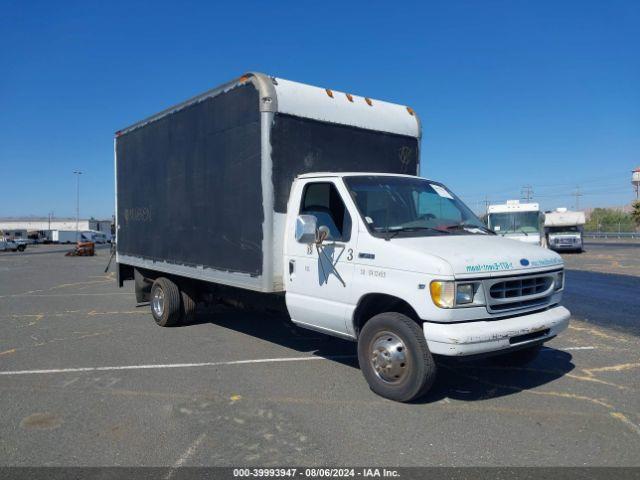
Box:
352;293;421;337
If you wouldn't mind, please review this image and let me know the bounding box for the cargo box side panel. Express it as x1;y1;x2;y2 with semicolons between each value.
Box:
116;84;264;277
270;113;419;213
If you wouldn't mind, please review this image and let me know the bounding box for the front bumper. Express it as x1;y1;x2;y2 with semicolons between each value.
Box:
424;305;570;356
551;243;581;250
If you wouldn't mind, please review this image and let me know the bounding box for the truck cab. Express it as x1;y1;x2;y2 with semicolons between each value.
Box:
284;174;569;400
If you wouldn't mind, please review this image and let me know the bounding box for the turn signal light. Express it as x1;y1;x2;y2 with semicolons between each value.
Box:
430;281;455;308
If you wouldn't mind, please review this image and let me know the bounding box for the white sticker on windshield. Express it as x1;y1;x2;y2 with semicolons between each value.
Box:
430;184;454;199
494;225;501;231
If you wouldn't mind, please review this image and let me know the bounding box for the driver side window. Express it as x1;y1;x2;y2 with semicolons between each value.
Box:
299;182;352;242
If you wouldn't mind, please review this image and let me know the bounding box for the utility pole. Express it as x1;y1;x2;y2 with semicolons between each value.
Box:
573;185;583;211
73;171;83;243
483;195;491;216
521;185;534;202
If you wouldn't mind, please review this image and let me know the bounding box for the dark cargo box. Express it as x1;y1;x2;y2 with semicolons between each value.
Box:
115;73;421;292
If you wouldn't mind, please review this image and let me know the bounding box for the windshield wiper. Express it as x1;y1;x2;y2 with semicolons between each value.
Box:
380;226;451;240
446;224;496;235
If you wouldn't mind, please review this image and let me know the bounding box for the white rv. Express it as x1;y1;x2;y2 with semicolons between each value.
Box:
487;200;543;246
544;208;585;252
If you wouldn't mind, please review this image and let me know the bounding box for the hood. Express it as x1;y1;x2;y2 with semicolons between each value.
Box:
393;235;563;278
497;233;541;245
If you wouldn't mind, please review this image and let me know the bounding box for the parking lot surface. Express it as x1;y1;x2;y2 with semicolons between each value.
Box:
0;242;639;466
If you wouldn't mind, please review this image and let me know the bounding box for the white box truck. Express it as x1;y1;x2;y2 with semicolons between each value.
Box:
544;208;586;252
115;73;570;402
51;230;79;243
50;230;95;243
487;200;543;246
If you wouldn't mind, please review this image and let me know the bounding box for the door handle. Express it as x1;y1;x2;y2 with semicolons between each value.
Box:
289;259;295;275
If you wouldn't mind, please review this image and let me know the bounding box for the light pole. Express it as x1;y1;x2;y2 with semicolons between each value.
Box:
73;171;83;243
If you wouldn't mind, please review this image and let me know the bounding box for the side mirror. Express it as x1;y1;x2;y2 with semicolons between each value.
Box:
295;215;317;244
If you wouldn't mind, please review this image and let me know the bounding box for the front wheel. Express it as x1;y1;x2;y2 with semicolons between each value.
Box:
17;245;26;252
150;277;182;327
357;312;436;402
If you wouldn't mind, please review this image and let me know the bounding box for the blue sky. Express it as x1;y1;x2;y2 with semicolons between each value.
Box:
1;0;638;218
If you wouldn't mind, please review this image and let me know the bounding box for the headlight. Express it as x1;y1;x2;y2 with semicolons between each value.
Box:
456;283;475;305
430;281;455;308
555;271;564;290
430;281;479;308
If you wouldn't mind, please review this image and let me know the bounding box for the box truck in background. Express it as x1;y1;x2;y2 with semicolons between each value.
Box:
50;230;81;243
115;73;569;402
544;208;585;252
487;200;543;245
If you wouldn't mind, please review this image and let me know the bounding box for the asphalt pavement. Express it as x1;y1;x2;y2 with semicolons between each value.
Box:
0;242;638;466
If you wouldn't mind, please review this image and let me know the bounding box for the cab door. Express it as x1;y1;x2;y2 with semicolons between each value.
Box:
284;179;357;338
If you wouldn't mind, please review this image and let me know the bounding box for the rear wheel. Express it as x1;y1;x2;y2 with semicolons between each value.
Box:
357;312;436;402
490;345;542;366
17;245;26;252
150;277;181;327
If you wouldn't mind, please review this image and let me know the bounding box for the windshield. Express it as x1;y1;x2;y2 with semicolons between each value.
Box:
344;176;488;237
488;212;540;235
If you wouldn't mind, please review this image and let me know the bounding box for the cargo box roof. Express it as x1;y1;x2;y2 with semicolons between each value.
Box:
116;72;421;138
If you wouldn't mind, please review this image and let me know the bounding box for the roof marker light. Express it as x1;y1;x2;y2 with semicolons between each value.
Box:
325;89;334;98
364;97;373;106
345;93;354;102
406;106;415;116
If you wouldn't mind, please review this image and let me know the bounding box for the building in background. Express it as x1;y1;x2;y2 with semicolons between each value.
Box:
0;218;113;242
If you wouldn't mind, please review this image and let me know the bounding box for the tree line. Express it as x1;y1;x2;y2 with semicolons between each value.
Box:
586;202;640;232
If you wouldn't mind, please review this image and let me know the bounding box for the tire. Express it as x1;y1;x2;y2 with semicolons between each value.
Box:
180;285;198;324
490;345;542;366
357;312;436;402
17;245;25;252
150;277;181;327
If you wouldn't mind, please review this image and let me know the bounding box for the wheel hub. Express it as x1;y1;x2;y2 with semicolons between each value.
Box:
152;288;165;317
370;331;409;384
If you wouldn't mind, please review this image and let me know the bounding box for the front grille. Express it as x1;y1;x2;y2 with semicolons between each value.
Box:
490;297;550;311
490;276;552;299
485;273;556;313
